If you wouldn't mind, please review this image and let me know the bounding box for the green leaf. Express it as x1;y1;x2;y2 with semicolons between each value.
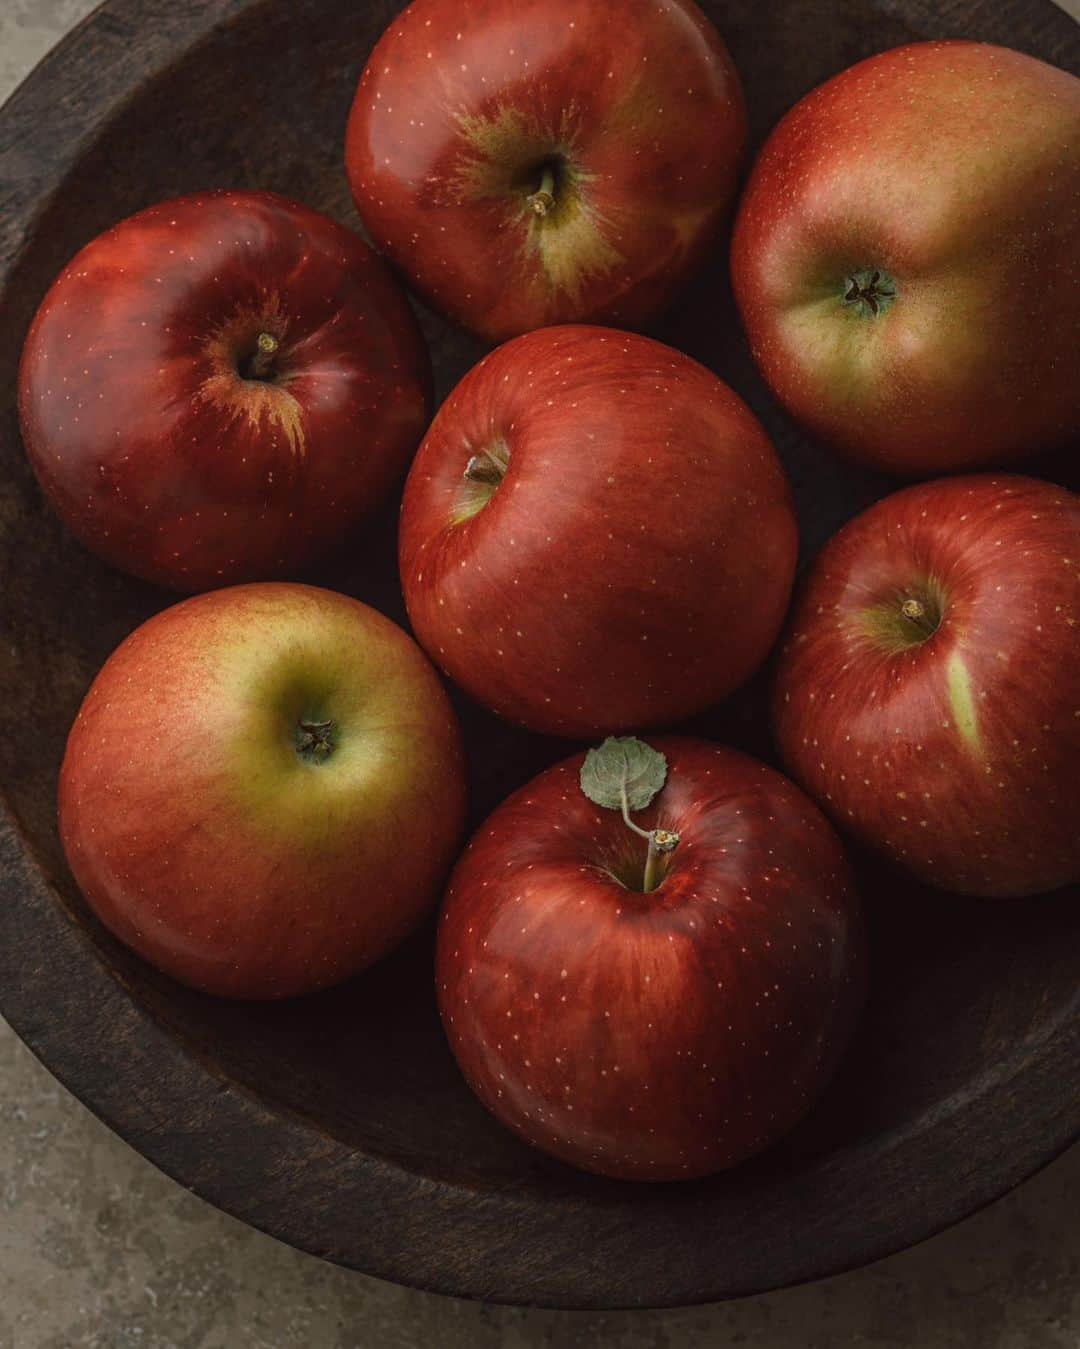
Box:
579;737;668;814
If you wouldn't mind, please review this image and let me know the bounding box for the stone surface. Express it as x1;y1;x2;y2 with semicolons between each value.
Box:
1;2;1078;1345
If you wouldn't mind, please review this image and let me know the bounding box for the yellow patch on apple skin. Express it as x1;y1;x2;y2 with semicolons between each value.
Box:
450;104;624;306
451;104;560;199
526;195;624;306
946;651;982;753
198;294;306;458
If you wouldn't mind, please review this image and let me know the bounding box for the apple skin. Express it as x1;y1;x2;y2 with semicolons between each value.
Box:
436;737;865;1180
59;583;467;999
773;475;1080;898
399;325;798;737
19;190;431;591
731;42;1080;475
345;0;746;342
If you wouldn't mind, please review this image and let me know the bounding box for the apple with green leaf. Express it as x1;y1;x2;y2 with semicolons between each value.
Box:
437;736;865;1180
345;0;747;341
59;583;467;998
773;475;1080;896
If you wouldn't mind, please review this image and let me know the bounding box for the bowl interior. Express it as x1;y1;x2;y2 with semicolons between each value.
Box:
0;0;1077;1301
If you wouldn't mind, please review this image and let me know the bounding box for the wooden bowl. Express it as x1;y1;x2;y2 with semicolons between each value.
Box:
0;0;1077;1310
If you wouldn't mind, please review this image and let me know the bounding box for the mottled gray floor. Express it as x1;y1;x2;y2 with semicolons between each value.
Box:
2;2;1078;1346
2;1023;1078;1348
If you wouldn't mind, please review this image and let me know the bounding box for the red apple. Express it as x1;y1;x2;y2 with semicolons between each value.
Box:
773;475;1080;897
399;325;798;736
436;735;865;1180
19;189;431;590
731;42;1080;475
345;0;746;342
59;583;466;998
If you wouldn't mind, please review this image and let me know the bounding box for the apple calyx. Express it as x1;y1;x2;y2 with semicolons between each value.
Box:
580;736;680;893
842;268;897;318
295;717;335;761
243;331;280;382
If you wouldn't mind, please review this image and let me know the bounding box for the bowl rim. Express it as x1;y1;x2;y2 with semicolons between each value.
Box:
1;0;1078;1310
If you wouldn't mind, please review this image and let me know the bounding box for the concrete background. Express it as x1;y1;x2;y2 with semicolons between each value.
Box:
2;1;1078;1345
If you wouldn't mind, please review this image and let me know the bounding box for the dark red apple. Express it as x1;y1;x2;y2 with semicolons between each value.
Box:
399;325;798;736
774;475;1080;897
731;42;1080;474
437;735;865;1180
59;583;466;998
19;189;431;590
346;0;746;342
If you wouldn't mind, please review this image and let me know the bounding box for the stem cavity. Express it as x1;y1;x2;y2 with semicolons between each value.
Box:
454;439;511;524
860;581;945;653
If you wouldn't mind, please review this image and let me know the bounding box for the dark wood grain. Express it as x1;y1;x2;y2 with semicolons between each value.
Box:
0;0;1077;1309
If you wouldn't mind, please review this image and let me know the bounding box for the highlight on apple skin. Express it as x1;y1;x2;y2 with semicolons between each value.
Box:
59;583;467;999
773;475;1080;897
436;735;866;1180
19;189;431;591
399;325;798;737
346;0;747;342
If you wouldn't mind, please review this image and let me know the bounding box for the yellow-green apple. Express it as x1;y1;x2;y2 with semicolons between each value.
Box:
774;475;1080;896
731;42;1080;474
399;325;798;737
19;190;431;590
59;583;466;998
346;0;746;342
437;735;865;1179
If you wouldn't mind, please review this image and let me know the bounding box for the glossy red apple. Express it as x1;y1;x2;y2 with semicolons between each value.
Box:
59;583;466;998
346;0;746;342
437;735;865;1180
399;325;798;736
774;475;1080;897
19;189;431;590
731;42;1080;474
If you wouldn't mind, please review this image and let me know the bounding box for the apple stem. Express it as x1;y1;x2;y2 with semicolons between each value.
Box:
620;784;679;892
618;782;652;840
527;165;556;218
247;332;279;381
900;597;938;639
643;830;679;893
463;451;505;486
